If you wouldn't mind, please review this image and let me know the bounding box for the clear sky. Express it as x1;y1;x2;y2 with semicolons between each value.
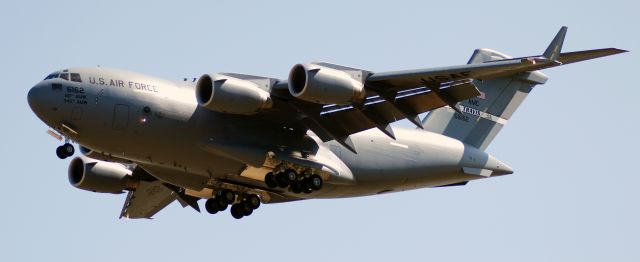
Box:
1;1;638;261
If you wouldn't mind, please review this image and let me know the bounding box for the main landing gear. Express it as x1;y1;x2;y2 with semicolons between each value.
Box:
264;169;323;194
56;143;75;159
204;189;262;219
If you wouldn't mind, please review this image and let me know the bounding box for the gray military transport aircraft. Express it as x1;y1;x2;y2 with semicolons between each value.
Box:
27;27;625;219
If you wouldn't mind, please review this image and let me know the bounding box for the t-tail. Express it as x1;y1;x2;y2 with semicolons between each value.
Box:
422;27;626;150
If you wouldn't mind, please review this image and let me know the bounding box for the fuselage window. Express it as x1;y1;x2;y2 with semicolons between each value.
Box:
60;73;69;80
70;73;82;83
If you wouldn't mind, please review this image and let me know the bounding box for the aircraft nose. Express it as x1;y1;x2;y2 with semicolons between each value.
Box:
27;83;48;117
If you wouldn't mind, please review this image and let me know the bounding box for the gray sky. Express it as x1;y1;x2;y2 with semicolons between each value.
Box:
1;1;638;261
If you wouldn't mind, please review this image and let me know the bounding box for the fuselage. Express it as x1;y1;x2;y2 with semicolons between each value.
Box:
27;67;513;200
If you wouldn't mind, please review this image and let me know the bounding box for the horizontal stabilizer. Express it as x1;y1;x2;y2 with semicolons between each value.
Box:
558;48;628;65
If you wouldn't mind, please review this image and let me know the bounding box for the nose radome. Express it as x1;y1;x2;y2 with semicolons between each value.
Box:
27;83;46;116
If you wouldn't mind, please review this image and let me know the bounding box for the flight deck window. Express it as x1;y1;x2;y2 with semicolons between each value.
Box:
44;73;58;80
70;73;82;83
60;73;69;80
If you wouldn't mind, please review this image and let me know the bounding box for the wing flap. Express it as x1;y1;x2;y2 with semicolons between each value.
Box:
119;180;177;219
311;80;479;141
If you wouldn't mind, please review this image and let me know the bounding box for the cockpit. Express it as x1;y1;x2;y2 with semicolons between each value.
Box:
43;69;82;83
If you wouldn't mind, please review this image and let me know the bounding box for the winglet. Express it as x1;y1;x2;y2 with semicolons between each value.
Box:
543;26;568;61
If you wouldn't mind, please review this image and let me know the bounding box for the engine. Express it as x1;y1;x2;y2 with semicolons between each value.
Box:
196;74;272;115
68;156;136;193
288;64;366;105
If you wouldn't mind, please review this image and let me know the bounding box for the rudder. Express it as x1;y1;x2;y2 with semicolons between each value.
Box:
421;48;548;150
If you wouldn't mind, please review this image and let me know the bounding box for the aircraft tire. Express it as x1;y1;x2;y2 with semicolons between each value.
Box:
290;181;302;194
245;194;261;209
230;204;244;219
205;198;219;214
56;146;66;159
216;197;228;211
62;143;75;157
301;180;313;194
309;174;323;191
285;169;297;182
265;172;278;188
241;203;253;216
276;172;289;188
220;189;235;205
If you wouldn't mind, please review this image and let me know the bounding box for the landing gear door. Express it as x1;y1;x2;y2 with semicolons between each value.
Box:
112;104;129;130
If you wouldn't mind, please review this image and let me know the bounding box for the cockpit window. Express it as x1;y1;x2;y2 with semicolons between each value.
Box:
70;73;82;83
43;73;59;80
43;70;82;82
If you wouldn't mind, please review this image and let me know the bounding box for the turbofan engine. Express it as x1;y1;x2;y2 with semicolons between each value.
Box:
68;156;137;193
288;64;366;105
196;74;272;115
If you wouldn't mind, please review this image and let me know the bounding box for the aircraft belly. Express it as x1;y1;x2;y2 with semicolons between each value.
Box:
316;128;482;197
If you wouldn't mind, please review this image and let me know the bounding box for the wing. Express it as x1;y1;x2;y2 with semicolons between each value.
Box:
242;27;625;152
268;67;480;152
119;180;177;219
284;79;479;151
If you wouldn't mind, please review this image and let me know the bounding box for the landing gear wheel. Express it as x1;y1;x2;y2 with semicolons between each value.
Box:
276;172;289;188
265;172;278;188
245;194;261;209
285;169;298;183
230;204;244;219
62;143;75;157
241;203;253;216
216;197;228;211
56;146;66;159
205;198;219;214
56;143;74;159
309;174;323;191
220;189;235;205
301;178;313;194
290;181;302;194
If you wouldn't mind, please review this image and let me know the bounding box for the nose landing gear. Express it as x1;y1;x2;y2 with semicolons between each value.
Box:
56;143;75;159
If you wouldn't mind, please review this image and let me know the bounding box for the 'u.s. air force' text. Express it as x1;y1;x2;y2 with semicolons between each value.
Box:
88;77;159;93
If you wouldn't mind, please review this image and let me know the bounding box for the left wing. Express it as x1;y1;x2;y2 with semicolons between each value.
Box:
224;27;625;152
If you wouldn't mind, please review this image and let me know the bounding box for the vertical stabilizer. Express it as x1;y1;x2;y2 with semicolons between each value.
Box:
421;49;548;150
543;26;567;61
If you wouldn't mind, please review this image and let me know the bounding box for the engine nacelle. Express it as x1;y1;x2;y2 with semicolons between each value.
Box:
288;64;366;105
68;156;136;194
196;74;272;115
